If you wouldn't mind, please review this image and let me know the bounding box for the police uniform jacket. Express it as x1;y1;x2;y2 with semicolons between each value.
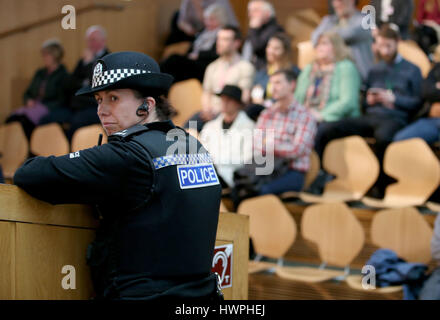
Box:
14;120;222;299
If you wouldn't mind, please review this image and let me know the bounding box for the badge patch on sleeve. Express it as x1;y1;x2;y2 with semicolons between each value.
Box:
177;163;220;189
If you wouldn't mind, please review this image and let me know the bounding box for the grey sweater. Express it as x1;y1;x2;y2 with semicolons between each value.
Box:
312;10;374;81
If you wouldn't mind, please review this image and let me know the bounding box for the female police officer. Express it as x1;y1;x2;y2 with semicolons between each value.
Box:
13;51;223;300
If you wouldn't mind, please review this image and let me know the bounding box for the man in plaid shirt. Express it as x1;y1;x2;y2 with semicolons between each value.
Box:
254;69;317;195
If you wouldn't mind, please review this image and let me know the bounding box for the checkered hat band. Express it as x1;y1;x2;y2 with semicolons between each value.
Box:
153;153;213;170
92;68;150;88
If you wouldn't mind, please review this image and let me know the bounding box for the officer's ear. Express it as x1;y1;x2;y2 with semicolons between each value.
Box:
145;96;156;108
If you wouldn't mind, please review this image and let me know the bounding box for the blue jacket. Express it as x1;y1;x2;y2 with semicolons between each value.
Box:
365;56;423;123
367;249;428;299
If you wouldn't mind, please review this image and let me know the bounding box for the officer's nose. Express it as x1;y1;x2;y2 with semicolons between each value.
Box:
97;103;110;117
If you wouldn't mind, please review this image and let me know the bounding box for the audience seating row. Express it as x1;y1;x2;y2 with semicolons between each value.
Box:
298;136;440;211
0;123;107;179
235;195;433;294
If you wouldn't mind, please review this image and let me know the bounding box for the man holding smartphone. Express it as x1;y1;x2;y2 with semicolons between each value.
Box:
314;23;423;198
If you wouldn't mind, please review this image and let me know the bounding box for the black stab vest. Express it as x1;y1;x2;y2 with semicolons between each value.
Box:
89;121;222;297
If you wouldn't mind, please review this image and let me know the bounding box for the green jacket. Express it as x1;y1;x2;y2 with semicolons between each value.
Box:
23;64;69;111
294;59;361;122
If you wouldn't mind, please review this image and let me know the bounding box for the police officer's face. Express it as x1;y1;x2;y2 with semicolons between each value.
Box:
95;89;143;136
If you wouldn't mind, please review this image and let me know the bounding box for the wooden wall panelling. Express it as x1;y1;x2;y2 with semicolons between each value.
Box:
0;0;160;122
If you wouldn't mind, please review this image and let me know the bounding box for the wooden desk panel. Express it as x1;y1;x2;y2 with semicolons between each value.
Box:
215;213;249;300
0;185;249;300
15;223;95;300
0;221;15;299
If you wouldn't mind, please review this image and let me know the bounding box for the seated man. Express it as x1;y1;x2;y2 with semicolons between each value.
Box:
394;61;440;144
312;0;374;81
41;25;110;140
200;85;255;187
370;0;414;40
252;69;317;196
186;25;255;131
242;0;284;70
314;24;423;197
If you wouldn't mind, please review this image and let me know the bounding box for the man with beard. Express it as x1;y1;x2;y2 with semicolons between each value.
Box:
313;23;423;198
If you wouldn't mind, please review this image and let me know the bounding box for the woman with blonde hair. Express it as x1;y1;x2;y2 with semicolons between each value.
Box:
295;31;361;123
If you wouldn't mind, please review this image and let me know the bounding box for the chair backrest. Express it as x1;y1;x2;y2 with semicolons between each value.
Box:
220;200;229;213
30;123;69;157
398;40;432;78
303;150;320;190
301;202;365;267
237;195;296;259
322;135;380;200
161;41;192;60
371;207;433;264
382;138;440;207
297;41;315;69
0;123;29;178
168;79;203;127
285;9;320;44
71;124;107;152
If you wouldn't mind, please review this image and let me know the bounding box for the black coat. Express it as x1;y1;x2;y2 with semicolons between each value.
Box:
246;17;284;70
14;121;222;300
370;0;414;39
66;49;110;110
23;64;69;111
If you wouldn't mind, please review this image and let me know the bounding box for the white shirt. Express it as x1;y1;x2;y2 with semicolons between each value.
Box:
200;111;255;187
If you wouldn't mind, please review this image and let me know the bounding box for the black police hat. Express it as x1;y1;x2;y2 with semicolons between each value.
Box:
76;51;174;96
216;85;242;104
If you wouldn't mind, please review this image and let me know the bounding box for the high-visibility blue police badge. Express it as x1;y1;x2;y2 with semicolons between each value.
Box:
152;152;220;189
177;163;219;189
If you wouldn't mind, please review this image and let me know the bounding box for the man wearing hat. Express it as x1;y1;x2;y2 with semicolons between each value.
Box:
14;51;223;300
200;85;255;187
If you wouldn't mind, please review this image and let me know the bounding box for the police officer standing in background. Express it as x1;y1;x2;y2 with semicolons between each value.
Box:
13;51;223;300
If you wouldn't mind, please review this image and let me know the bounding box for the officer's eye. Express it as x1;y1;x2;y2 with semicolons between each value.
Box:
110;95;118;102
95;97;102;104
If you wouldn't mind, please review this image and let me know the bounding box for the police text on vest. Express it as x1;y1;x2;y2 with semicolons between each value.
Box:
177;164;219;189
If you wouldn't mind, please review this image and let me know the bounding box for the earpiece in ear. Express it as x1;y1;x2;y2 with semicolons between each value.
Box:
136;100;150;117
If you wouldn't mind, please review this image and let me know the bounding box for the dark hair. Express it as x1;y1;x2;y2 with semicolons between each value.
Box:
220;25;242;41
268;32;292;68
41;40;64;64
377;23;401;41
134;90;177;121
270;68;298;83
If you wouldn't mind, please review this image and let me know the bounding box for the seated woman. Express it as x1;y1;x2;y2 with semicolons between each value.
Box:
160;3;228;83
294;31;361;124
6;39;69;139
247;32;300;121
394;62;440;144
166;0;238;45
